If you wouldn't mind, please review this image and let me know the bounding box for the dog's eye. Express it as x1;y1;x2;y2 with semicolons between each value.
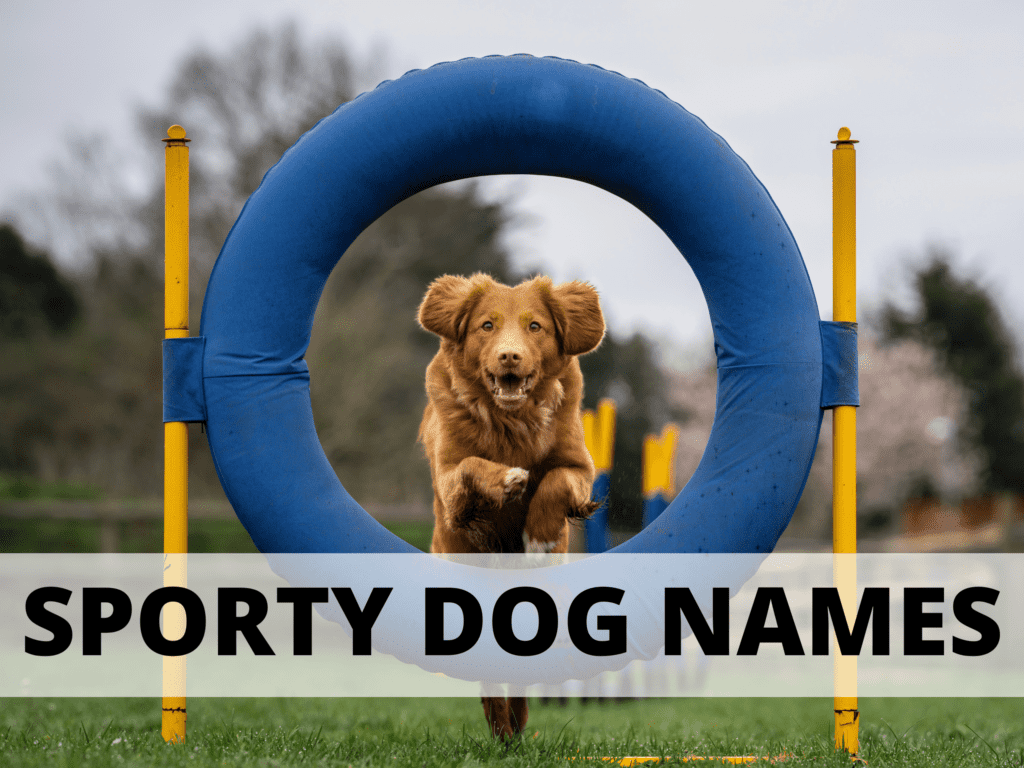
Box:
529;322;541;332
482;321;493;331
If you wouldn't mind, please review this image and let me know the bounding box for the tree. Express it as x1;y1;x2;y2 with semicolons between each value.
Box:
0;224;79;338
880;248;1024;493
137;23;373;284
667;332;983;541
0;219;163;484
0;223;81;472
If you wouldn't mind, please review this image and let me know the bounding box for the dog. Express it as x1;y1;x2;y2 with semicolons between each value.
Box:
417;272;606;739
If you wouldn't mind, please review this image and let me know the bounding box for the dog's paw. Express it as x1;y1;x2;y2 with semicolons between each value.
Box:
567;498;602;521
501;467;529;502
522;532;559;561
464;517;501;552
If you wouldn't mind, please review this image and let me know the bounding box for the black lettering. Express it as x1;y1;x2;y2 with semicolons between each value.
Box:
904;587;944;655
82;587;133;655
953;586;1000;656
568;587;626;656
424;588;482;655
812;587;889;656
665;587;729;656
139;587;206;655
218;588;274;656
278;587;329;656
24;586;73;656
737;587;804;655
331;587;392;656
493;587;559;656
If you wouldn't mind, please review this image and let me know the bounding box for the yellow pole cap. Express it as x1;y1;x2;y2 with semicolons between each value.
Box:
831;126;859;145
164;125;191;144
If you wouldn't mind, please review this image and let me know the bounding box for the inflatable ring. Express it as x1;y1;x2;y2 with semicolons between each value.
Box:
199;55;823;557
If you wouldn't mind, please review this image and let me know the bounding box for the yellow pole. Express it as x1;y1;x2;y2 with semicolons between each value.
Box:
642;424;679;498
657;424;678;496
162;124;190;743
583;398;617;473
642;435;657;498
582;399;616;552
831;126;858;755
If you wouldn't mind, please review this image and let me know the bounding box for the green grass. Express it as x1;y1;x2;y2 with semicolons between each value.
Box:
0;473;102;501
0;516;435;554
381;520;434;552
4;504;1021;765
1;698;1022;767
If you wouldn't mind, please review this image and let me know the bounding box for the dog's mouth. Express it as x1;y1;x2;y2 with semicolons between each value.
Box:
486;371;535;407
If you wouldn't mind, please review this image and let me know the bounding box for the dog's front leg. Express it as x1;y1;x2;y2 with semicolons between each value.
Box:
479;682;527;740
481;695;513;739
522;466;600;554
437;457;529;548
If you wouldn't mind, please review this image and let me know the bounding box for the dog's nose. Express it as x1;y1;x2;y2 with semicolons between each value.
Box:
498;349;522;367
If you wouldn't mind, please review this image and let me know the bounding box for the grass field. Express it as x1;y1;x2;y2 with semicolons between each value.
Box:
0;473;440;554
5;490;1023;765
2;697;1023;766
0;514;436;554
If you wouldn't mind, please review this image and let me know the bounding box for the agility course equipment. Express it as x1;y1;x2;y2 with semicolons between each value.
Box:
161;55;859;752
643;423;680;528
831;126;859;754
580;407;680;551
190;55;831;555
162;124;189;744
582;398;616;553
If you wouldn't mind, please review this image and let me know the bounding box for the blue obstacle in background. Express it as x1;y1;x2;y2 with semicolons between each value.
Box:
190;54;840;556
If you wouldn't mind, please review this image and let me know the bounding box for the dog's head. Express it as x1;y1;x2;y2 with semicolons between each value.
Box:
418;273;605;410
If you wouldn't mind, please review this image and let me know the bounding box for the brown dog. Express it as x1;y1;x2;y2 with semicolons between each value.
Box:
417;272;605;738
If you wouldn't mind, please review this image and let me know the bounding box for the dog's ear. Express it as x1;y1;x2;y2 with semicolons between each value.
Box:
542;279;605;356
418;274;492;341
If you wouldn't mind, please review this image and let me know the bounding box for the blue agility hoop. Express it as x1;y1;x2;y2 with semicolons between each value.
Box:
199;55;823;557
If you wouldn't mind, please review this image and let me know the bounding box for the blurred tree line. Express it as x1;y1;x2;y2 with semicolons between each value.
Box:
669;247;1024;540
880;248;1024;495
13;24;1018;541
1;24;675;526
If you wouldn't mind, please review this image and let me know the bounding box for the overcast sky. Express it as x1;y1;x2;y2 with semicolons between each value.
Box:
3;0;1022;362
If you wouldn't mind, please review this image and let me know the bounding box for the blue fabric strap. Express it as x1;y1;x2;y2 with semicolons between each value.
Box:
819;321;859;408
163;336;207;423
